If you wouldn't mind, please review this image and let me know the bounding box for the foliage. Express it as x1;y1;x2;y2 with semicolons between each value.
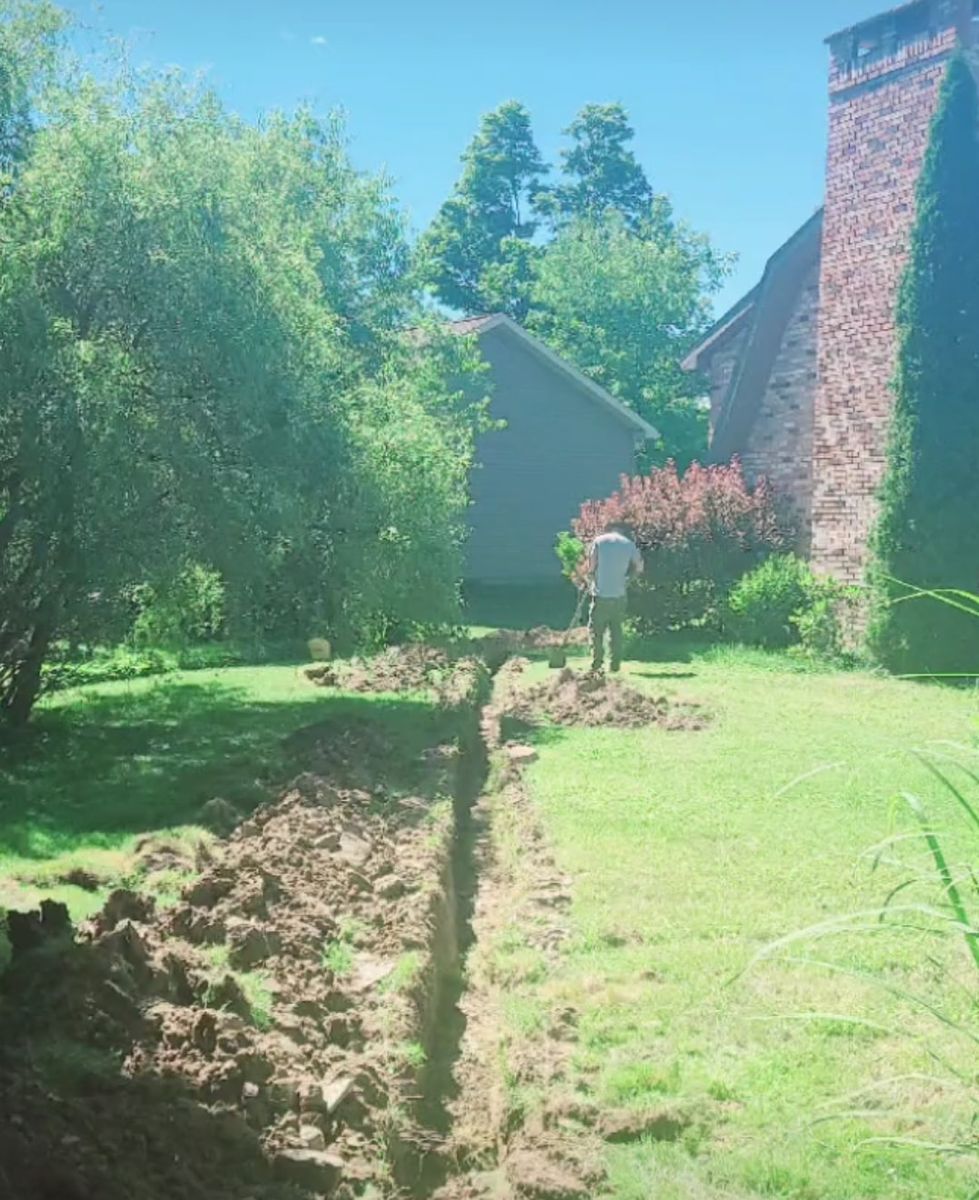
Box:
725;555;817;649
554;531;585;581
418;101;547;318
130;565;226;648
535;102;654;231
528;209;729;466
0;15;487;726
791;585;858;665
868;55;979;676
420;100;729;466
572;459;787;633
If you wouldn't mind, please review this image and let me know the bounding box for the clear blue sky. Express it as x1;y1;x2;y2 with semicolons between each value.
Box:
64;0;882;313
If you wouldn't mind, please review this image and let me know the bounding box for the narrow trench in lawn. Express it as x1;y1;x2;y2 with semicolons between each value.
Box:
394;668;499;1198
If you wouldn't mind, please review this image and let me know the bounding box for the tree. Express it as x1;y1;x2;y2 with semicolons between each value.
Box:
528;207;730;467
537;102;657;231
0;0;64;183
0;34;487;726
418;101;546;317
868;55;979;675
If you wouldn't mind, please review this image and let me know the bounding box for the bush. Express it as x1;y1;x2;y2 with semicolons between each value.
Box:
131;565;227;648
572;459;788;633
725;556;815;649
554;532;585;581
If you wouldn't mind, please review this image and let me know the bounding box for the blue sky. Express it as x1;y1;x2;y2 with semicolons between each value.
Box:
64;0;883;313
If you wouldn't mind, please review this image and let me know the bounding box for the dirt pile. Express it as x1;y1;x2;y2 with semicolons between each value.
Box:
0;683;482;1200
504;667;706;731
303;644;452;696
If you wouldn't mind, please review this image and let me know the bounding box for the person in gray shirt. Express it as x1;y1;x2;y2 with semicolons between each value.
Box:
587;521;643;673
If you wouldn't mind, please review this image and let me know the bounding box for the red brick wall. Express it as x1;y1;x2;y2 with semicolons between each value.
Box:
811;3;967;582
741;263;820;553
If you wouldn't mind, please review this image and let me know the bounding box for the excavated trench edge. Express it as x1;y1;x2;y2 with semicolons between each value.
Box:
391;663;499;1198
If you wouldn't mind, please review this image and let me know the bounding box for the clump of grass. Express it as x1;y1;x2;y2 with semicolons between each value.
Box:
201;944;273;1030
321;939;355;979
379;950;423;995
399;1041;427;1069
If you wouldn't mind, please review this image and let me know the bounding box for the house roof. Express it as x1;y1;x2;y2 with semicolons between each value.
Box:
680;210;824;465
681;285;760;373
448;313;659;440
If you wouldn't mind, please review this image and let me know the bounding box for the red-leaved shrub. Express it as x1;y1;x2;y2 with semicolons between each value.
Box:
572;459;789;632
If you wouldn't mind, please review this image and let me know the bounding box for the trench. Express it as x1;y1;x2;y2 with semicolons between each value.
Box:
393;669;498;1197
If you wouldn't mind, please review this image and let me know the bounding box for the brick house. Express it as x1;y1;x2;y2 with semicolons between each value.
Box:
456;315;657;584
685;0;979;584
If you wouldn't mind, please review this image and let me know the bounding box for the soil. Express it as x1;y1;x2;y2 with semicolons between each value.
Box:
0;663;484;1200
1;644;709;1200
501;666;707;731
302;645;453;696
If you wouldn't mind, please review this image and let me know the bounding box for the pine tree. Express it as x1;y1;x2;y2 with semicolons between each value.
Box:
418;101;546;317
537;103;659;232
868;55;979;675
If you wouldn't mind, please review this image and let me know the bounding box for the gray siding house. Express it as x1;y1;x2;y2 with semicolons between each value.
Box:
455;315;657;584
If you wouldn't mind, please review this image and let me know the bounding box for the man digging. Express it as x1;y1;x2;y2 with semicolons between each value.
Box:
587;521;643;674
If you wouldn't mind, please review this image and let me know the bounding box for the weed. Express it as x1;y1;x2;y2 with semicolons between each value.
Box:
379;951;423;995
321;939;355;978
399;1041;427;1069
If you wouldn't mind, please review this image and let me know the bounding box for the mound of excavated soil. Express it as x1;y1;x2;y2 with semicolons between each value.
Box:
505;668;707;731
0;696;478;1200
303;644;452;695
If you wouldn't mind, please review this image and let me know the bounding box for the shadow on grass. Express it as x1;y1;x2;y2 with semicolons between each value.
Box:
0;676;441;862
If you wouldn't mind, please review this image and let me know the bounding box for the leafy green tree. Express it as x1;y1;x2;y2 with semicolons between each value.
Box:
868;55;979;675
419;101;546;317
528;207;730;466
0;26;487;726
537;102;657;231
0;0;63;182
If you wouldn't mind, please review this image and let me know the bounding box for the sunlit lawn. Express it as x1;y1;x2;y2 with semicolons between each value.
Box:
0;664;438;918
499;645;979;1199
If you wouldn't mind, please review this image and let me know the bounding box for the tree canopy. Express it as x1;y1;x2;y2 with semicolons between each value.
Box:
418;100;547;319
420;99;729;465
868;54;979;674
0;4;487;725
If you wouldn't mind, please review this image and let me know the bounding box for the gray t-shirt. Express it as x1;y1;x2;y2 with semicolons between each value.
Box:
590;532;642;599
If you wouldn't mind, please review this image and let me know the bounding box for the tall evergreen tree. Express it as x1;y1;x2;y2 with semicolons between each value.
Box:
868;55;979;675
419;101;546;317
537;103;659;231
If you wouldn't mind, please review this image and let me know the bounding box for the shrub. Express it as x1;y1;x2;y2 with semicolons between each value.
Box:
554;532;585;581
131;565;227;648
572;459;787;633
725;556;815;649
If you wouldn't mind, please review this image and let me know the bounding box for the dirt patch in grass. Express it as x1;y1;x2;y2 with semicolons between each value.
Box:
503;667;707;731
303;644;453;696
0;667;485;1200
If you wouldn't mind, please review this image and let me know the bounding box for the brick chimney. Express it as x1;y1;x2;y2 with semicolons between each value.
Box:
810;0;974;584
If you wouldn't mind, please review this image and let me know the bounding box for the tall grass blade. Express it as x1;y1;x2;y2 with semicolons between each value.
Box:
902;791;979;975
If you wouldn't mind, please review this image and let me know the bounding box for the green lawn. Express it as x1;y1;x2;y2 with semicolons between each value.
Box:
0;664;440;919
499;646;979;1199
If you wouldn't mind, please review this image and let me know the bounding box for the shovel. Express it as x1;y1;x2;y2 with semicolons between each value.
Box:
547;588;589;669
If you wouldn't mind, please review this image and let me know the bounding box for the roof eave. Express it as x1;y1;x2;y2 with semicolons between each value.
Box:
487;315;660;441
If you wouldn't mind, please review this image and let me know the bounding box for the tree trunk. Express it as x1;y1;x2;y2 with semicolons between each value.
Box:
3;600;56;728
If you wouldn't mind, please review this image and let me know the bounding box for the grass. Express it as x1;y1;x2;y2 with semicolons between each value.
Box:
493;642;979;1199
201;945;274;1030
322;938;356;978
0;663;445;919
